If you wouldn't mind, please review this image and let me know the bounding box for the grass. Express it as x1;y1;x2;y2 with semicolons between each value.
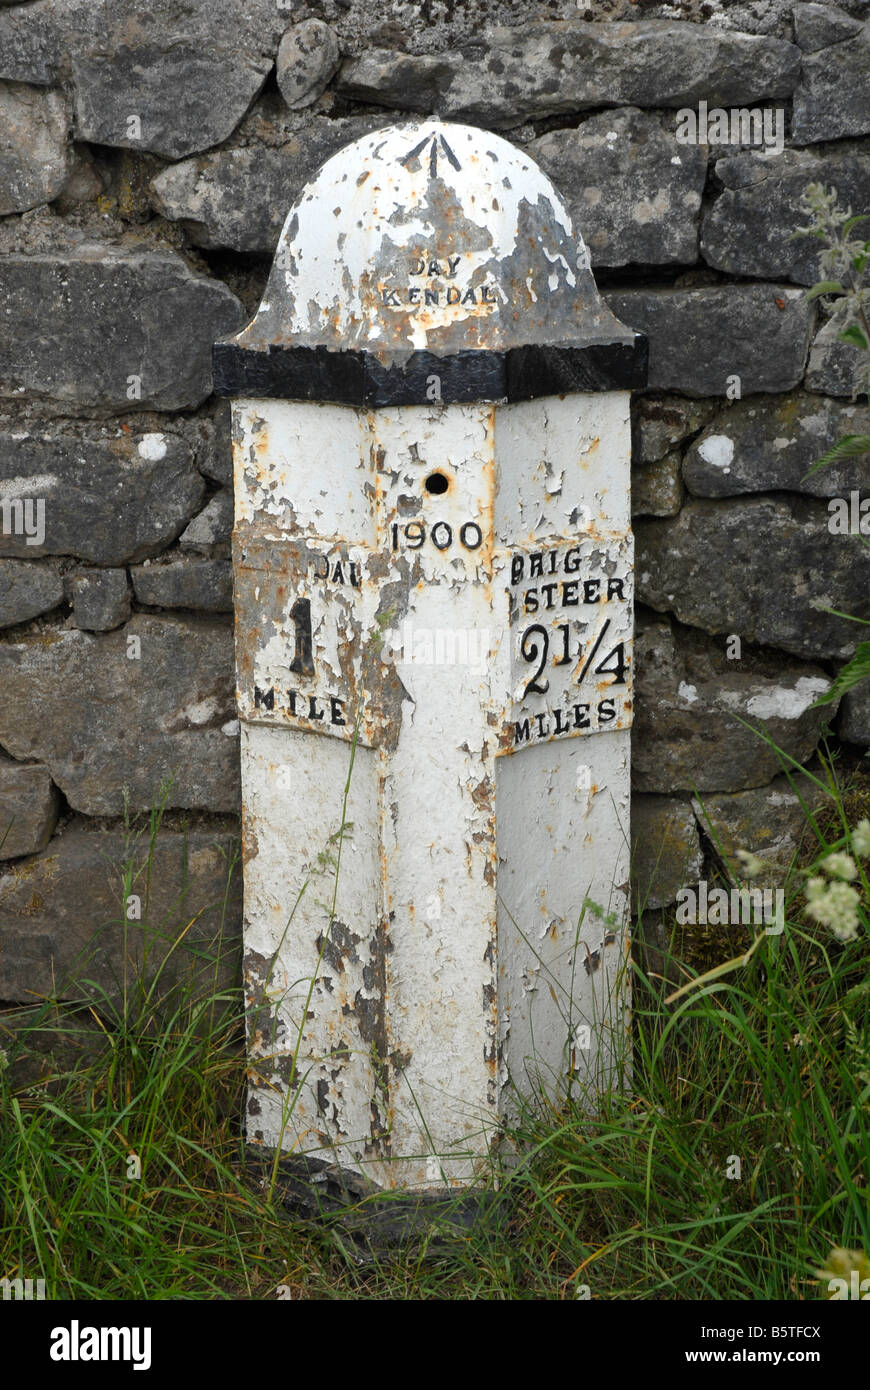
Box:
1;748;868;1300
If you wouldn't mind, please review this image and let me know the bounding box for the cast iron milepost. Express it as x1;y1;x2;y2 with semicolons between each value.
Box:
214;119;647;1191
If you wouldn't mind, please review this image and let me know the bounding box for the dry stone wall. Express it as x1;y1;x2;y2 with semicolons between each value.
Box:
1;0;870;1042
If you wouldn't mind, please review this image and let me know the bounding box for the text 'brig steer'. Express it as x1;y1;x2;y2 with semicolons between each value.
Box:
216;118;646;1192
509;538;633;749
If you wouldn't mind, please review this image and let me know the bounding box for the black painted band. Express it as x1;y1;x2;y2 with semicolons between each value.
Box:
212;337;648;406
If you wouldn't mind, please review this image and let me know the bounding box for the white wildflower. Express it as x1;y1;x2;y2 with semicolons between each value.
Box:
805;879;861;943
820;852;859;881
735;849;766;879
851;819;870;858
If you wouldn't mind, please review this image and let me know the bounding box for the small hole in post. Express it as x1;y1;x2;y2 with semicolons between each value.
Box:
425;472;449;495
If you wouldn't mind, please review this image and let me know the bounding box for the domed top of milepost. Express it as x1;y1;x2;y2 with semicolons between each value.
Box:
213;119;647;406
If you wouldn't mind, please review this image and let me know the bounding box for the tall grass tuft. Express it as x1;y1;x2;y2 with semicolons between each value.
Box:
1;747;868;1299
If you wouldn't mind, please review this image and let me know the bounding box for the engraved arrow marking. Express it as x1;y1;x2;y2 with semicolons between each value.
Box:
401;132;461;178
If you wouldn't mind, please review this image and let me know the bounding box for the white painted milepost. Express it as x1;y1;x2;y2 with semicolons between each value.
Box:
214;120;647;1192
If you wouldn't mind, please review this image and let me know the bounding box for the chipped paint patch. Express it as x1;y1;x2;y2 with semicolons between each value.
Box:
228;120;635;362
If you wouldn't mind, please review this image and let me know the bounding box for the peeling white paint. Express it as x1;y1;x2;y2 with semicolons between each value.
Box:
226;118;637;364
233;390;634;1188
229;120;636;1191
256;122;581;352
